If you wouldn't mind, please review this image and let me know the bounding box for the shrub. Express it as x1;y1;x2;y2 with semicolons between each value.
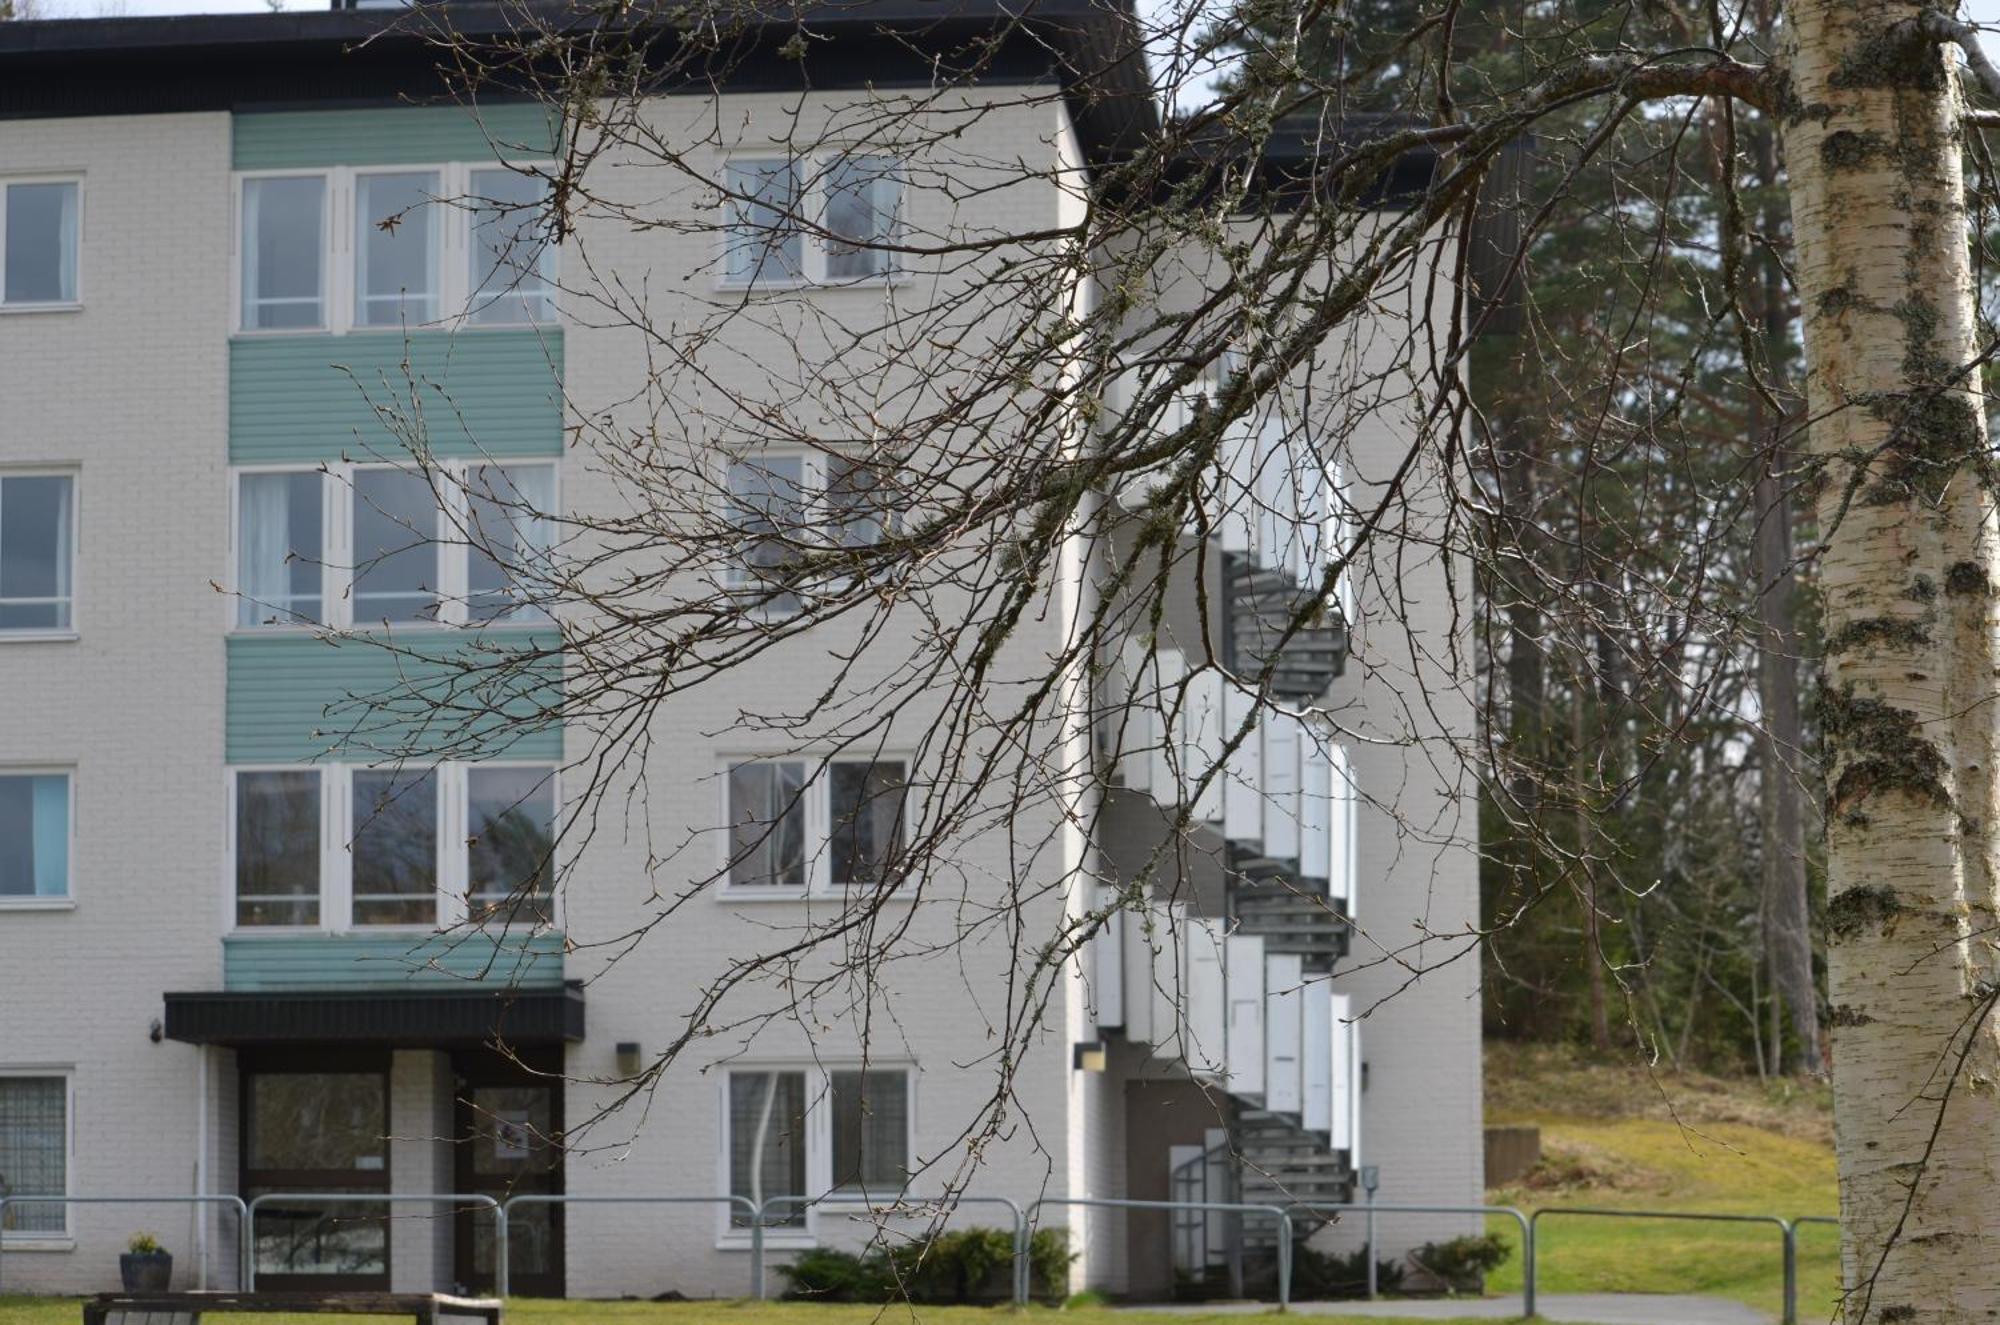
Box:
126;1232;164;1256
777;1225;1074;1304
1407;1233;1510;1294
1290;1243;1406;1300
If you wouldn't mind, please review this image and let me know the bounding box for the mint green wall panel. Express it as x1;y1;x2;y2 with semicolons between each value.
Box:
224;932;566;992
230;330;563;465
227;629;563;764
232;104;559;170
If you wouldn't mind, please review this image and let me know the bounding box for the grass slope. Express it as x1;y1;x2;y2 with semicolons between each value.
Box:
1481;1044;1838;1321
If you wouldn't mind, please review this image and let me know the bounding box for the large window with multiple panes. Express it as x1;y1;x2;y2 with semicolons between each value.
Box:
724;757;908;893
232;462;554;629
231;763;556;930
721;450;895;611
721;154;901;286
0;1074;70;1239
237;165;556;334
723;1065;913;1229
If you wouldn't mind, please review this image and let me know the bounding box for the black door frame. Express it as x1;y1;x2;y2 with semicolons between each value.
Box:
452;1045;565;1298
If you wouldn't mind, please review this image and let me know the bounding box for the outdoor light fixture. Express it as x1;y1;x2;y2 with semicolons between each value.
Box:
616;1041;643;1074
1072;1039;1108;1072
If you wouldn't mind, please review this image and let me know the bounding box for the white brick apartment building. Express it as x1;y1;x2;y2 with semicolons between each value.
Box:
0;0;1481;1302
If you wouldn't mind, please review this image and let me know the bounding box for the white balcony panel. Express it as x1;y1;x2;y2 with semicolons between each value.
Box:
1265;953;1304;1114
1149;648;1187;804
1184;666;1226;823
1222;682;1263;847
1329;742;1356;906
1302;979;1333;1133
1216;416;1257;553
1119;640;1158;795
1330;991;1357;1154
1301;742;1331;884
1264;712;1303;862
1183;914;1228;1076
1093;884;1126;1032
1122;902;1172;1047
1224;934;1267;1096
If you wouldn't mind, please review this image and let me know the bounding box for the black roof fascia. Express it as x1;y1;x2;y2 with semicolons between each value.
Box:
0;0;1157;167
162;983;587;1047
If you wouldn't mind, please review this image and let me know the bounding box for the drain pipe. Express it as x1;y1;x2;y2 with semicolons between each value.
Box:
1360;1166;1380;1300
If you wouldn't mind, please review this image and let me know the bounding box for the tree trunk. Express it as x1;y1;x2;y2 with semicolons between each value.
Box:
1781;3;2000;1317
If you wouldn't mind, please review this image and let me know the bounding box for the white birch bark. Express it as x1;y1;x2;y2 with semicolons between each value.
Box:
1781;3;2000;1319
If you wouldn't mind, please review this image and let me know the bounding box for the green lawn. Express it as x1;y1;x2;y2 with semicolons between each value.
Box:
0;1299;1526;1325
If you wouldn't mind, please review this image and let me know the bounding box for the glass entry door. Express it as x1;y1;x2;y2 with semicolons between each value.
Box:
241;1054;391;1290
454;1051;564;1297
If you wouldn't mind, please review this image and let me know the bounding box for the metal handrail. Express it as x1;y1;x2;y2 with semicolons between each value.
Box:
243;1191;499;1291
1534;1206;1798;1325
0;1194;249;1296
1291;1201;1535;1314
1028;1195;1294;1311
752;1194;1025;1303
497;1194;758;1301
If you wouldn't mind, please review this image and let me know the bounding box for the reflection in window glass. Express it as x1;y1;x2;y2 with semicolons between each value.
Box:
467;766;556;921
724;160;802;284
4;182;79;305
824;156;900;280
0;772;69;899
238;471;324;626
465;464;555;624
469;168;556;324
355;171;440;327
727;1070;807;1225
830;1069;910;1190
352;469;439;624
235;770;320;926
351;768;437;925
242;176;325;330
0;475;73;632
726;761;806;887
829;761;906;887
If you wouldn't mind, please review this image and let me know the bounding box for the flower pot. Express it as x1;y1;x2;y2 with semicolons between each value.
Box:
119;1250;172;1292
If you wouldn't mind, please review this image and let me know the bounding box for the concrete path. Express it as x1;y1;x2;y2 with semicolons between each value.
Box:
1131;1293;1771;1324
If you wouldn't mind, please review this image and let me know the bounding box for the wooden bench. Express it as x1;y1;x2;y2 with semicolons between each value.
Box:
83;1292;503;1325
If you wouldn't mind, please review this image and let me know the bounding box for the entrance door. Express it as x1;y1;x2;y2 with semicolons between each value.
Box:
240;1051;392;1291
453;1050;564;1297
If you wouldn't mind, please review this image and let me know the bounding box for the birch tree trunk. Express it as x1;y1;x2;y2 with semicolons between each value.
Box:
1781;3;2000;1317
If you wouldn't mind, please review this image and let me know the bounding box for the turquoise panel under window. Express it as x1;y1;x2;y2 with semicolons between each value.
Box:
232;332;564;466
232;105;560;171
0;773;69;898
223;932;566;992
226;629;563;764
229;330;563;465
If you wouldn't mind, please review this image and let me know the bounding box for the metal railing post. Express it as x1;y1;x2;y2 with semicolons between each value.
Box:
1364;1186;1377;1300
493;1203;509;1301
244;1192;498;1292
0;1194;249;1298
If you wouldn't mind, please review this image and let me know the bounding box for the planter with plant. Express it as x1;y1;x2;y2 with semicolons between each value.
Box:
119;1232;172;1292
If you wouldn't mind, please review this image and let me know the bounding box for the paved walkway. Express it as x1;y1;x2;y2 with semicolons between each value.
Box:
1133;1293;1771;1324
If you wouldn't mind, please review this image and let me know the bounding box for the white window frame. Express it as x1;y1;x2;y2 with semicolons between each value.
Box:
715;754;912;900
0;766;75;912
232;162;560;337
0;1067;75;1247
0;467;79;643
0;175;84;313
227;459;558;633
225;762;561;936
715;152;906;289
714;1062;917;1249
720;447;897;612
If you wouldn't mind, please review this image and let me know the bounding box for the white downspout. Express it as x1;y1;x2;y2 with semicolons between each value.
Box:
194;1045;209;1291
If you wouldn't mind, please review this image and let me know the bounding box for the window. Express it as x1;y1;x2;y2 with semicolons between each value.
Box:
829;1070;910;1192
722;1064;913;1230
230;763;557;932
464;463;555;624
352;468;440;625
726;1069;808;1226
724;757;908;893
242;1063;389;1286
823;156;900;280
237;471;324;627
237;165;557;334
235;770;320;926
467;766;556;922
3;181;79;307
0;474;74;634
351;767;438;926
722;154;904;286
355;170;440;327
0;1075;68;1238
724;159;803;285
469;167;556;325
724;452;895;609
242;176;326;330
0;772;69;902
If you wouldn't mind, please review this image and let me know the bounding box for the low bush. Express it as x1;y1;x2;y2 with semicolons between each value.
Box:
1407;1232;1510;1294
1291;1243;1406;1300
778;1226;1074;1304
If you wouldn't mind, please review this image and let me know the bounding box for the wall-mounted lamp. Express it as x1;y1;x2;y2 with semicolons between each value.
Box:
616;1041;643;1075
1072;1039;1109;1073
